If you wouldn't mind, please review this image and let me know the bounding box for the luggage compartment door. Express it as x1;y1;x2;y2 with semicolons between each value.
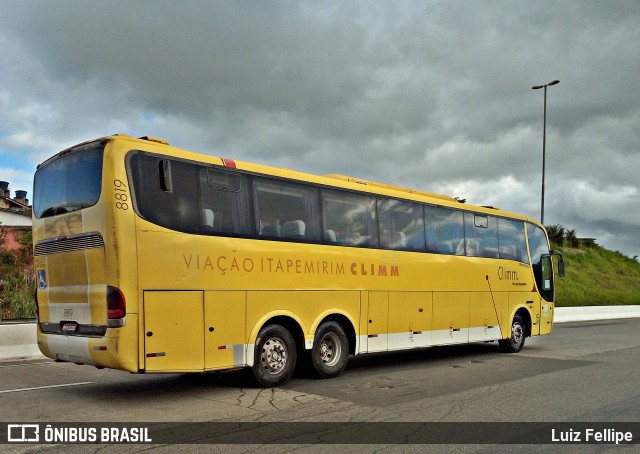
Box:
144;291;204;372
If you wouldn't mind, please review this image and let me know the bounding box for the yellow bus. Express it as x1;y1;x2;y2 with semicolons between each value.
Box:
33;134;564;387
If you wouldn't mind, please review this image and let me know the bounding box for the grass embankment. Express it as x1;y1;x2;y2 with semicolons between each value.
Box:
554;245;640;307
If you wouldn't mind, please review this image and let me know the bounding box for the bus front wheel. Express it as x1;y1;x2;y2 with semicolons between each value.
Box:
499;314;526;353
252;325;297;387
311;321;349;378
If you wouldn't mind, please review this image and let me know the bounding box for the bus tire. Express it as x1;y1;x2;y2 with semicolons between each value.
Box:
252;325;297;387
311;321;349;378
499;314;526;353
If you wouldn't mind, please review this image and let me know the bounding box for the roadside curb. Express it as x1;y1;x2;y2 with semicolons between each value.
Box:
1;306;639;361
554;305;640;323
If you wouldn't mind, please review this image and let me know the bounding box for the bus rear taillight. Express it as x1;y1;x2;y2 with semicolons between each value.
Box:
107;286;126;328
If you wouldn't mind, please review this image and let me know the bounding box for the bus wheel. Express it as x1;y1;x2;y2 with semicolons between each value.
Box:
499;314;526;353
311;321;349;378
252;325;297;387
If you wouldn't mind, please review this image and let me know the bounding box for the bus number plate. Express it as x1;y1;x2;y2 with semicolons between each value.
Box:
61;322;78;334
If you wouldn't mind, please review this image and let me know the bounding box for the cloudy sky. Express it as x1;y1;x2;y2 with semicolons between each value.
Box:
1;1;639;258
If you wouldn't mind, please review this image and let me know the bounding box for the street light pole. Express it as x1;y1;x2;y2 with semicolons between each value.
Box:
532;79;559;226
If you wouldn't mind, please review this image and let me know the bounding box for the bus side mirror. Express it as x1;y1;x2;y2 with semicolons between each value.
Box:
552;249;565;277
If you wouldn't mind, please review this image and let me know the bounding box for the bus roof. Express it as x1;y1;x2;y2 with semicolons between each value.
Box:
323;174;459;203
101;133;536;224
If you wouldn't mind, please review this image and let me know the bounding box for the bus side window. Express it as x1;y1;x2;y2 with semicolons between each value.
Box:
425;206;464;255
129;154;200;233
378;198;425;251
464;213;498;258
253;178;320;241
198;167;251;235
322;190;376;247
498;218;528;263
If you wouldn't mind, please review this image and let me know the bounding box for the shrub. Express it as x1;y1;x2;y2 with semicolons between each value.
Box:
0;228;35;320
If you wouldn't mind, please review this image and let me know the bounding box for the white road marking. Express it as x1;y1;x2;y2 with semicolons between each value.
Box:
0;382;94;394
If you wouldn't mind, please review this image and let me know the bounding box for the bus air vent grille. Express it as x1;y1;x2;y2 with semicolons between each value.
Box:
34;232;105;256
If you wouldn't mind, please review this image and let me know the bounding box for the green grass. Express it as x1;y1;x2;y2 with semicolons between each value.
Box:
554;245;640;306
2;273;35;319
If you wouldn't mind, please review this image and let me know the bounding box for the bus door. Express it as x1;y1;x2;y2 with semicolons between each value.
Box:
529;293;542;337
432;293;469;345
530;254;556;336
366;292;389;352
538;255;556;335
204;291;246;369
388;292;432;348
144;291;204;372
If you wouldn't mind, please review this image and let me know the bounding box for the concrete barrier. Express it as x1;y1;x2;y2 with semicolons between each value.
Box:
0;323;42;360
554;305;640;323
1;306;639;361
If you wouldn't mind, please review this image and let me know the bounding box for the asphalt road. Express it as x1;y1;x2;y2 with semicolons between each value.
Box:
1;318;639;453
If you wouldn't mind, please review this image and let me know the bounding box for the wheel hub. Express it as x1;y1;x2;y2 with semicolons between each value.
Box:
512;323;524;344
261;338;287;374
319;332;341;367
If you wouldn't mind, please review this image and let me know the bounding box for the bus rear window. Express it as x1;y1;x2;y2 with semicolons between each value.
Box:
33;144;104;218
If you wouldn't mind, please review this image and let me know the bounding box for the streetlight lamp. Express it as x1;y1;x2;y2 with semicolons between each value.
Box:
532;80;559;226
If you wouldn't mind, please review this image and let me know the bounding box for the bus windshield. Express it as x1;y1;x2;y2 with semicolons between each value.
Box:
33;144;104;218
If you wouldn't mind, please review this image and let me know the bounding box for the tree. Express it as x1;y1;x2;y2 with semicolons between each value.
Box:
546;224;565;246
564;229;580;248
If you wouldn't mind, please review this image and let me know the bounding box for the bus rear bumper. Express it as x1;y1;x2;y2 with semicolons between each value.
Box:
37;317;138;372
40;334;98;366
